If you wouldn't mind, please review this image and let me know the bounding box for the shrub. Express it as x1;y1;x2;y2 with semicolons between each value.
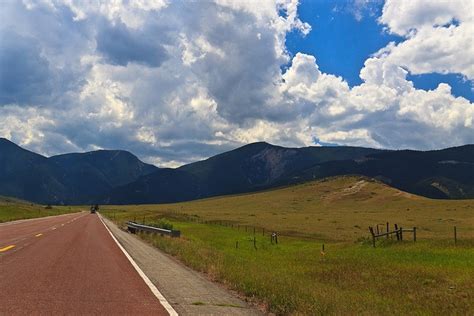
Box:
149;218;173;230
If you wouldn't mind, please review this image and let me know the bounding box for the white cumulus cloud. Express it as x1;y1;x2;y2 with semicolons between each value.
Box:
0;0;472;167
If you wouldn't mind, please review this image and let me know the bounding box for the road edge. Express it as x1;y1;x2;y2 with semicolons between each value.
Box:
97;213;178;316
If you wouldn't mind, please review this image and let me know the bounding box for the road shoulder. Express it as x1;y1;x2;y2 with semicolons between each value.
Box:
101;216;263;316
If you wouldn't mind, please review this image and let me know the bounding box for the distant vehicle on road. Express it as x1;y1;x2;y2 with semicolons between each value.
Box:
90;204;99;214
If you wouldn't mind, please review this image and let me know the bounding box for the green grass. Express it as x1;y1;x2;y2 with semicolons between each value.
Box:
100;176;474;315
0;197;82;223
102;176;474;241
131;222;472;315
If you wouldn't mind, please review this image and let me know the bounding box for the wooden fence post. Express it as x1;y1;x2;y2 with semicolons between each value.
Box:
413;227;416;242
454;226;457;245
394;224;399;241
369;226;376;248
400;227;403;241
386;222;389;239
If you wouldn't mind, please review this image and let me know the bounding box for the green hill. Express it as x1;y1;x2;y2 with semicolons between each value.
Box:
0;196;80;223
103;176;474;241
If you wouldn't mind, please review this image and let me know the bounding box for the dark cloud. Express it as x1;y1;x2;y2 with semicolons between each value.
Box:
0;31;53;105
96;21;168;67
182;3;283;124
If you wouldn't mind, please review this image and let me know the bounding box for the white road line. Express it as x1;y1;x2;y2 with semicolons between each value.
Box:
97;213;178;316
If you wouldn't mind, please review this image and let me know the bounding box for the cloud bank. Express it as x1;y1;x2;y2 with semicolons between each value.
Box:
0;0;472;167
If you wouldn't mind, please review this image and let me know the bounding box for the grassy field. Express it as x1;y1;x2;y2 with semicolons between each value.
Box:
0;196;81;223
101;176;474;315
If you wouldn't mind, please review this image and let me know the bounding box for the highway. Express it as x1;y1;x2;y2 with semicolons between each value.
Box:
0;212;169;315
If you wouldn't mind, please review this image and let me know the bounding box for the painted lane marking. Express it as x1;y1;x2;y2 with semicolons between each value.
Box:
0;245;15;252
97;214;178;316
35;233;43;237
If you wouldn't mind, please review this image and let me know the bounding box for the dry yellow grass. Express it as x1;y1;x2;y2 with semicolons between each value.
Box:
101;176;474;315
0;197;80;222
103;176;474;241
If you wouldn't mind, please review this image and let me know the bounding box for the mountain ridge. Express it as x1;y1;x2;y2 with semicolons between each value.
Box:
1;137;473;204
0;138;158;204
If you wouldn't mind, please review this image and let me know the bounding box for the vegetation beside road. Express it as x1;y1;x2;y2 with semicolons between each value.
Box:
0;197;80;223
101;176;474;315
139;224;473;315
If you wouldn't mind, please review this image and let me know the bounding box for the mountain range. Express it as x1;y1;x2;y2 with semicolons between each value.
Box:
0;138;156;204
1;137;473;204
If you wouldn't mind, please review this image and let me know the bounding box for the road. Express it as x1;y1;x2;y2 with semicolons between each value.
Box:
0;212;169;315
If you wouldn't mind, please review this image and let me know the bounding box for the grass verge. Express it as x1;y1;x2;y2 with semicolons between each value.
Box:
0;198;81;223
100;177;474;314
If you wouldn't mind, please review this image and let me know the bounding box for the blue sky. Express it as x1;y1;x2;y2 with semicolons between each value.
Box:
0;0;473;167
286;0;473;101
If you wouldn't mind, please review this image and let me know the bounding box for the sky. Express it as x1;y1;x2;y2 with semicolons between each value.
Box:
0;0;473;167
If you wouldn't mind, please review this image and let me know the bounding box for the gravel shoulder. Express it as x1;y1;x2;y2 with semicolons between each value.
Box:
101;215;263;316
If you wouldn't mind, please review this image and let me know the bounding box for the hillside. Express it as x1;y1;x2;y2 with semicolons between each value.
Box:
0;138;69;203
103;175;474;241
0;138;157;204
0;194;80;223
105;142;382;203
291;145;474;199
106;142;474;203
102;168;203;204
0;195;32;205
179;142;382;196
1;138;473;204
101;176;474;316
50;150;157;203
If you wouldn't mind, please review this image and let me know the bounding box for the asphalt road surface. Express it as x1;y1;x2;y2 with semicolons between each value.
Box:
0;212;169;315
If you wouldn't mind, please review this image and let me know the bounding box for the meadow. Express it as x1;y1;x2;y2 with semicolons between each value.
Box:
100;176;474;315
0;197;80;223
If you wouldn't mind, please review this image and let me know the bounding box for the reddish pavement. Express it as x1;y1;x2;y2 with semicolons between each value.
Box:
0;213;168;315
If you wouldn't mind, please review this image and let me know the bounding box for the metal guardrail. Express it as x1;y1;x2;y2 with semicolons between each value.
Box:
127;221;181;237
